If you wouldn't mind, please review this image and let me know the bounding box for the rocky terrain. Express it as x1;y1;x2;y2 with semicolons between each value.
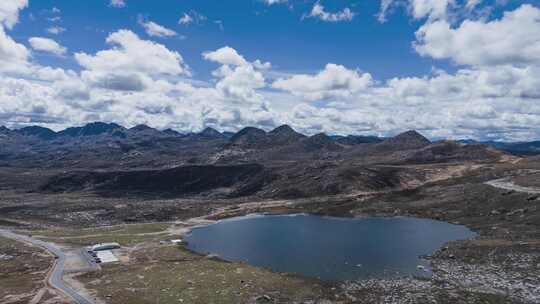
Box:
0;122;509;170
0;122;539;303
460;139;540;156
0;122;509;201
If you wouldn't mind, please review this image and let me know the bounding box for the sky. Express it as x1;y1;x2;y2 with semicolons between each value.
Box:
1;0;540;141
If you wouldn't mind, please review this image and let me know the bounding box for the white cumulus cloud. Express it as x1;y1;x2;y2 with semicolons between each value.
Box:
304;2;355;22
0;0;28;29
0;25;28;61
109;0;126;8
138;18;177;38
262;0;288;5
414;4;540;66
272;64;373;101
203;46;271;105
203;46;248;66
29;37;67;55
377;0;456;23
178;14;193;25
178;11;206;25
409;0;455;20
46;26;65;35
75;29;189;77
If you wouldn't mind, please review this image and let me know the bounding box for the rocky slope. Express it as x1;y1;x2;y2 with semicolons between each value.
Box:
41;164;273;198
0;122;513;200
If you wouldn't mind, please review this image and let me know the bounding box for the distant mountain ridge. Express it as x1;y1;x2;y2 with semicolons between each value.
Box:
0;122;515;199
58;122;124;137
0;121;528;170
331;135;383;145
380;130;431;150
199;127;227;139
2;122;539;156
229;125;307;149
457;139;540;156
16;126;57;140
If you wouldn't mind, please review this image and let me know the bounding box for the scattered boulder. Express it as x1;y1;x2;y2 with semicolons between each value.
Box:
255;294;273;303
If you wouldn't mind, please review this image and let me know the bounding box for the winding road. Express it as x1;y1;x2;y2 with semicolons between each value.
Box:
0;229;95;304
486;178;540;194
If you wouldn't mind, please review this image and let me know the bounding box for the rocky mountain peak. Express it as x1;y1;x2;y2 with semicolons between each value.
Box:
199;127;223;138
130;124;154;132
306;133;333;144
59;122;124;137
382;130;431;150
16;126;57;140
302;133;342;151
270;125;294;135
163;128;181;136
231;127;266;141
268;125;305;144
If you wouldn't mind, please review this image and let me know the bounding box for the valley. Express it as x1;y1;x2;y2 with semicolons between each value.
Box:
0;123;539;303
3;0;540;303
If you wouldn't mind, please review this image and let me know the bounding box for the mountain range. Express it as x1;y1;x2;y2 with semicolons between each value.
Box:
0;122;514;200
0;122;522;169
458;139;540;155
3;121;537;153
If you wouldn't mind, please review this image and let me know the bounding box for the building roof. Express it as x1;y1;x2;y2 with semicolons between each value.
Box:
96;250;119;263
91;242;120;251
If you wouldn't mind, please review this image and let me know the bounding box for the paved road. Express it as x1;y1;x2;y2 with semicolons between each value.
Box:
0;229;95;304
486;178;540;194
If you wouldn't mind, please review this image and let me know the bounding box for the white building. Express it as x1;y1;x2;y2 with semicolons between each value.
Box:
90;242;120;251
96;250;119;263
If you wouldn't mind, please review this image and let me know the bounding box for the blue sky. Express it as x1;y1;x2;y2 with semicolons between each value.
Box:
1;0;540;141
12;0;438;80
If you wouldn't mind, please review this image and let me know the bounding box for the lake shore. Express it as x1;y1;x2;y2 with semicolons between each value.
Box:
2;166;540;303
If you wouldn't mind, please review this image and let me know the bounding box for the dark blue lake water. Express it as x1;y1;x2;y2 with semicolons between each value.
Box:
185;214;475;281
